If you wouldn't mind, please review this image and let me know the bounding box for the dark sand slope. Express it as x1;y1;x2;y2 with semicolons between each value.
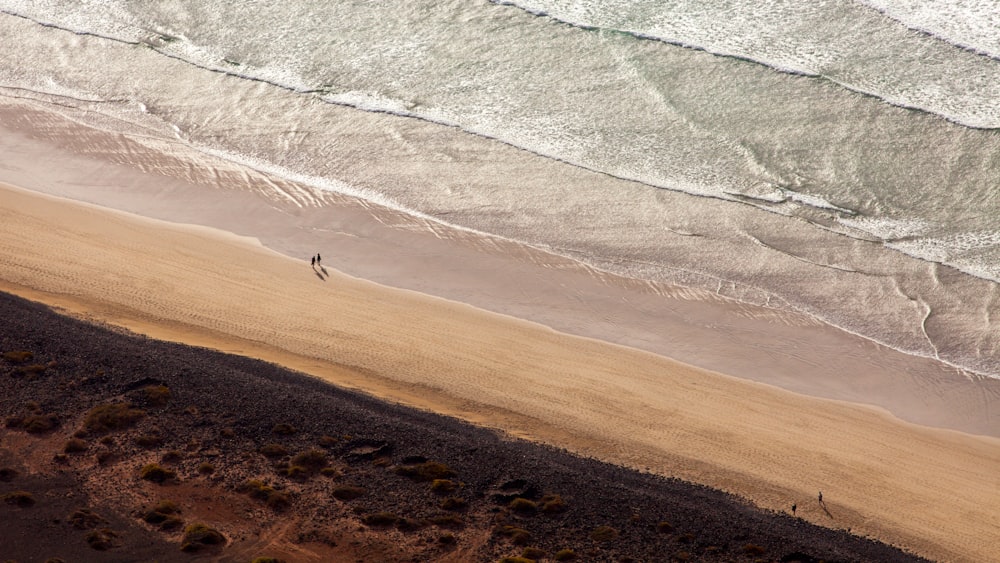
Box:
0;292;928;562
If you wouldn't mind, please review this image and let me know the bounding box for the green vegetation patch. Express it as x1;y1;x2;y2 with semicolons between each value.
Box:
259;443;288;458
290;449;328;471
331;485;367;501
69;508;107;530
142;385;171;406
2;350;33;363
64;438;88;453
180;523;226;552
3;491;35;507
498;526;532;545
508;497;538;514
540;494;567;514
440;496;467;511
589;525;618;542
239;480;291;510
394;461;454;482
139;463;176;484
431;479;457;493
85;528;119;551
84;403;145;433
361;512;399;527
522;547;547;560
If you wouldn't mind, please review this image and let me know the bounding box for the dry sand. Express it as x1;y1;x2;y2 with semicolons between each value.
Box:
3;181;1000;562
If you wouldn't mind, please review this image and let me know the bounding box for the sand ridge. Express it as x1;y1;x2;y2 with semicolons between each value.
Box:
2;183;1000;561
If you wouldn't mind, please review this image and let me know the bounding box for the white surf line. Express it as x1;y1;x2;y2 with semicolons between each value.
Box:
916;296;941;361
746;233;862;274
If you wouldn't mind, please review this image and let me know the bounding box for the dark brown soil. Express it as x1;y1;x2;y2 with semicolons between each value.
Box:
0;291;931;563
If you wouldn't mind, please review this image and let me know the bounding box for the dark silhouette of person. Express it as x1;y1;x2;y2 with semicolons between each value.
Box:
311;256;315;267
791;503;797;515
317;253;322;266
818;491;823;504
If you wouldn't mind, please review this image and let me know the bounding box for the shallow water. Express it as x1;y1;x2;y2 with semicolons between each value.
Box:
2;0;1000;379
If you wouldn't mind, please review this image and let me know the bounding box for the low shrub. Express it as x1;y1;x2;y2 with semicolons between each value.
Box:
84;403;145;433
240;479;273;501
139;463;176;483
252;558;286;563
85;528;118;550
160;516;184;531
319;467;341;478
589;526;618;542
143;385;171;407
509;497;537;514
266;491;291;510
272;423;297;436
396;517;427;532
69;508;107;529
318;435;338;447
6;412;59;433
0;467;18;481
440;496;467;511
281;465;309;480
148;500;181;516
64;438;88;453
291;449;328;471
431;479;457;493
498;558;534;563
743;544;767;556
394;461;454;482
429;514;464;529
259;444;288;458
362;512;399;527
3;491;35;507
135;434;163;448
239;480;290;510
96;450;117;466
499;526;531;545
180;523;226;552
161;450;183;463
522;547;547;559
438;532;456;545
332;486;366;501
23;413;59;433
2;350;33;363
10;364;48;379
553;549;577;561
540;494;566;514
656;521;674;533
197;462;215;475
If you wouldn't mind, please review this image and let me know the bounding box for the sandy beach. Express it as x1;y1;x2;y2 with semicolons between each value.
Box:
3;169;1000;562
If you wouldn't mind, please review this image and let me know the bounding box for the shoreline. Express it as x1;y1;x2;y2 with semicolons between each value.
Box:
3;183;1000;561
3;102;1000;440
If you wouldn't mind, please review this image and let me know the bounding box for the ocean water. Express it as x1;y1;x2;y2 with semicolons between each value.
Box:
2;0;1000;378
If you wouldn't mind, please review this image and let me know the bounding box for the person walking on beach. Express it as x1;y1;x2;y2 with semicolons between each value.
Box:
791;503;796;515
818;491;823;504
311;255;315;267
316;253;321;266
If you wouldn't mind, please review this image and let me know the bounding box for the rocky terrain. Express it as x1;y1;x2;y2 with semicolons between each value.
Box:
0;291;930;562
